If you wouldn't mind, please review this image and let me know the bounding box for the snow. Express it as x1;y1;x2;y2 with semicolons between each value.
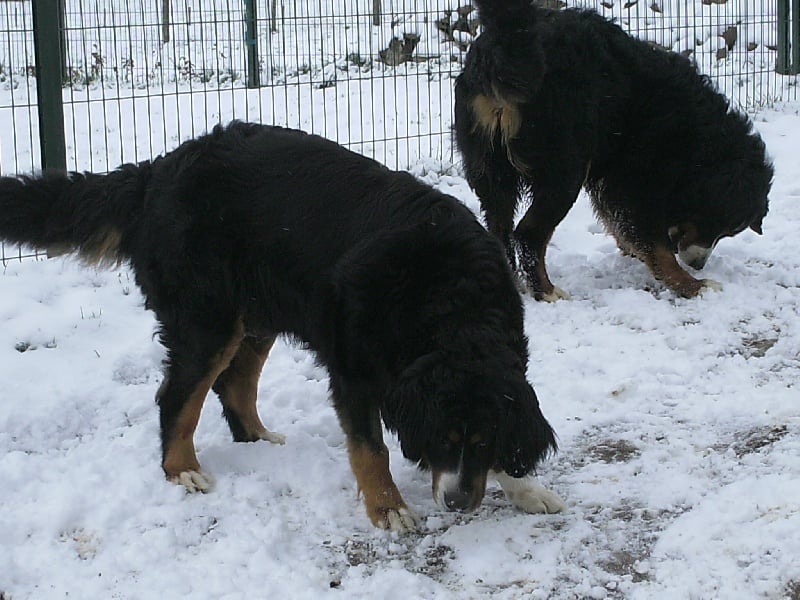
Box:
1;102;799;598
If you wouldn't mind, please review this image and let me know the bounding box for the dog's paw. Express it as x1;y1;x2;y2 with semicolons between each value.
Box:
256;428;286;445
169;469;214;493
494;472;565;514
371;505;419;533
507;484;565;514
540;286;571;303
699;279;723;294
383;506;419;533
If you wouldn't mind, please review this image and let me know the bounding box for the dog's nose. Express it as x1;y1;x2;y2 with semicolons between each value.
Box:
444;489;473;512
688;258;707;270
679;244;713;271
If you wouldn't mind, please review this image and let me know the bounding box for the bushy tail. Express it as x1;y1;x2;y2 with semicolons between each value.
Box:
457;0;543;148
0;162;149;266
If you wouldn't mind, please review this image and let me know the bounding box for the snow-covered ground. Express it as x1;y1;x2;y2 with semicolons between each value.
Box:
1;103;799;598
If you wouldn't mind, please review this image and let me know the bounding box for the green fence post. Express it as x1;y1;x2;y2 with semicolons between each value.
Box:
778;0;789;73
778;0;800;75
32;0;67;171
245;0;260;88
793;0;800;75
373;0;381;26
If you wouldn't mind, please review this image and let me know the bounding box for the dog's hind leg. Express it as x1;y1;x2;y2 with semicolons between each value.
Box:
331;378;418;532
157;318;246;493
455;92;521;271
514;173;584;302
212;334;286;445
472;155;521;273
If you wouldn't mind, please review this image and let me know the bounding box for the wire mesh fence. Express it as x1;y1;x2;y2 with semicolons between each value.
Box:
1;0;798;265
2;0;466;176
564;0;798;109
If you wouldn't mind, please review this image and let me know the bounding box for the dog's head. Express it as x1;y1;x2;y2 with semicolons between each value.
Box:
667;213;765;271
383;353;557;512
669;130;773;271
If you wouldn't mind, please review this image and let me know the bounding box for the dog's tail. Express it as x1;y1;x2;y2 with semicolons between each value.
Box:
458;0;543;154
0;162;149;266
472;0;537;32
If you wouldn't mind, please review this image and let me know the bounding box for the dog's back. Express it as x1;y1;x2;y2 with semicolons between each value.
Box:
120;123;485;339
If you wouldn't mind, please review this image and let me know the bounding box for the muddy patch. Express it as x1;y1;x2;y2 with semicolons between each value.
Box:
328;535;456;587
588;438;641;463
741;335;778;358
731;424;789;458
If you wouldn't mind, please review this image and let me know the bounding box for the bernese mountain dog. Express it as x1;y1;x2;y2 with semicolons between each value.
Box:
0;122;564;531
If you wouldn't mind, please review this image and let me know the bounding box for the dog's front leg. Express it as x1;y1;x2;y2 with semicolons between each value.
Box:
346;436;418;532
492;470;565;514
643;244;722;298
332;381;418;532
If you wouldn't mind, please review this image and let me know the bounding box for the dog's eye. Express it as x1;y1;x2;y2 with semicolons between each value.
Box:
469;433;489;451
435;435;453;451
444;430;462;445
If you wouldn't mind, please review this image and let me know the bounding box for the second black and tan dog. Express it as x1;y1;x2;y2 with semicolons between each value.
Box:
455;0;773;300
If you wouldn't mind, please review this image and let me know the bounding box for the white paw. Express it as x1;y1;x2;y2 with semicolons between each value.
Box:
380;507;419;533
257;428;286;445
493;471;565;514
699;279;723;294
541;286;571;303
169;469;214;493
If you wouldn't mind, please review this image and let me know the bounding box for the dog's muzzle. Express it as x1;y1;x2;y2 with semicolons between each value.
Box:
679;244;714;271
433;470;485;512
444;488;474;511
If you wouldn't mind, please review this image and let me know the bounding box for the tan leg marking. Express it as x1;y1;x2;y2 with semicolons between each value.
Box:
221;335;285;444
163;319;246;491
519;228;569;302
643;245;708;298
347;439;417;532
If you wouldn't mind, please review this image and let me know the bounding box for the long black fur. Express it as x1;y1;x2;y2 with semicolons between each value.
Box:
455;0;773;299
0;121;556;520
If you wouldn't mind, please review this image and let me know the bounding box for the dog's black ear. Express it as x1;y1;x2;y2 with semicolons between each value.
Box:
750;220;763;235
382;352;443;463
497;376;557;477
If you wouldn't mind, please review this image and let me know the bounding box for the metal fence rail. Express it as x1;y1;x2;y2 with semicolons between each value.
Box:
1;0;799;265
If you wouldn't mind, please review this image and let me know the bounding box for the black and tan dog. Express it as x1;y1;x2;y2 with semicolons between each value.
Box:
0;122;564;532
455;0;773;300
